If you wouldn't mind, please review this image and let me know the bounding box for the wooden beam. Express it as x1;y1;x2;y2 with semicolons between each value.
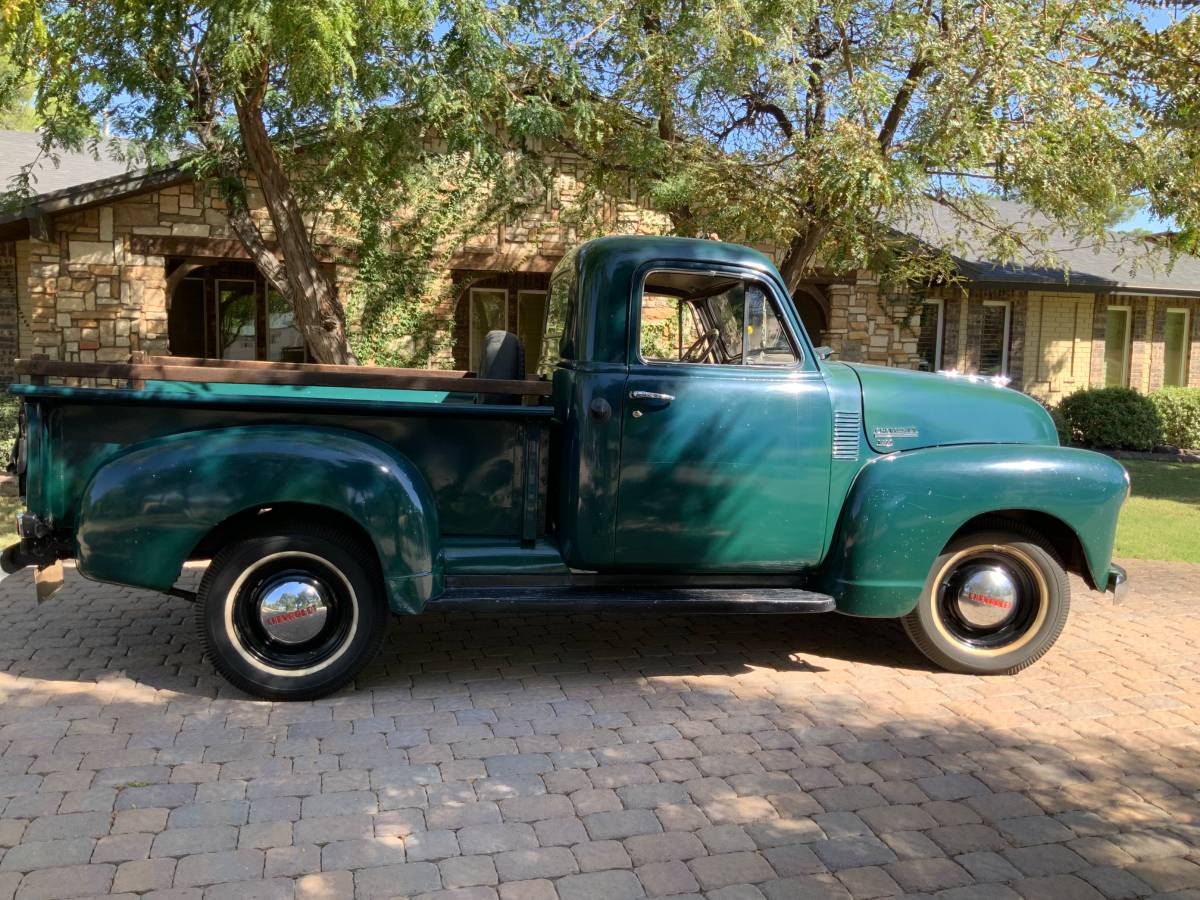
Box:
144;355;472;379
448;249;564;274
130;235;342;264
15;357;552;397
130;236;253;260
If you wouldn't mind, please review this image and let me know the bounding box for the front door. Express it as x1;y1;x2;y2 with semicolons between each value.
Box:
614;267;832;571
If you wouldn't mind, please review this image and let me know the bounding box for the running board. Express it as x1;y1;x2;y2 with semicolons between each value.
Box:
427;586;836;614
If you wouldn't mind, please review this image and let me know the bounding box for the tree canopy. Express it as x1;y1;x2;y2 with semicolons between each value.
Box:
0;57;39;130
3;1;1198;364
1;0;561;363
526;0;1200;288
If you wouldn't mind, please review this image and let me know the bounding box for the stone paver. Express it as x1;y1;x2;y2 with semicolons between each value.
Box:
0;559;1194;899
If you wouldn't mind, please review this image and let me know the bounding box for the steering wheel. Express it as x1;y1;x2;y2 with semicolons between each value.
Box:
682;328;720;363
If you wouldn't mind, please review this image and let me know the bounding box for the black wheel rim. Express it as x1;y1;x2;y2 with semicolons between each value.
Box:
232;556;355;670
935;550;1042;649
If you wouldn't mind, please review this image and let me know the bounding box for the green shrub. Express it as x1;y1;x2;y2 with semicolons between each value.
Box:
0;394;18;459
1044;403;1071;445
1057;387;1163;450
1150;387;1200;450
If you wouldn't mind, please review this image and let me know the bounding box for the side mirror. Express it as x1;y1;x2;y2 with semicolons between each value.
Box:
814;346;834;360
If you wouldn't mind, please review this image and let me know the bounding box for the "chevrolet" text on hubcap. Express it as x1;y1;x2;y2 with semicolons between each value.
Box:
955;566;1018;629
257;577;330;644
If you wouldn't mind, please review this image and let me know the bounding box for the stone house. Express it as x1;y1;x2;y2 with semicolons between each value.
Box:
2;129;1199;402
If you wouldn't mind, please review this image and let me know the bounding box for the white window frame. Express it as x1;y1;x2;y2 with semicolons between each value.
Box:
981;299;1012;376
1105;304;1133;387
469;287;509;371
1165;307;1191;387
920;298;944;371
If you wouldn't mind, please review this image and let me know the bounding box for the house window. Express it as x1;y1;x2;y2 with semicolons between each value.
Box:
168;263;312;362
517;290;547;376
469;288;508;371
215;279;258;360
265;288;307;362
1164;308;1190;387
979;300;1011;376
1104;305;1132;387
916;299;944;371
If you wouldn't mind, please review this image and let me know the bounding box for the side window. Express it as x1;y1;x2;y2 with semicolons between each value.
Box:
638;271;798;367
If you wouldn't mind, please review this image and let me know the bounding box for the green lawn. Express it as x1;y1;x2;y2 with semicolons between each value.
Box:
1114;460;1200;563
0;494;18;548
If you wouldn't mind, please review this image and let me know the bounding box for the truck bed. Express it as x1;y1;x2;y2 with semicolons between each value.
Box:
12;355;554;546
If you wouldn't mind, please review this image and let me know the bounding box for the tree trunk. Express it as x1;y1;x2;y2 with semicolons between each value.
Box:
232;67;357;365
777;223;831;293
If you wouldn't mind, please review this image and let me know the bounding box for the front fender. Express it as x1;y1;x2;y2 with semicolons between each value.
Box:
75;425;442;613
821;444;1129;617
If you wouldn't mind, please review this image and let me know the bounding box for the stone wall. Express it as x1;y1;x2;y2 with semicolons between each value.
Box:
10;148;1197;393
17;146;675;376
454;145;671;272
823;274;923;368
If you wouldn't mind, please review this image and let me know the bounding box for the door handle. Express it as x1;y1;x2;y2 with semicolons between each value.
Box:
629;390;675;402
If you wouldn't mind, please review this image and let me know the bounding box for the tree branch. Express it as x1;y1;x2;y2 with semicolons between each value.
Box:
878;54;931;150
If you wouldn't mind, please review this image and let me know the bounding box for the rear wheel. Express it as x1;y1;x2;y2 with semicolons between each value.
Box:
197;522;387;700
902;523;1070;675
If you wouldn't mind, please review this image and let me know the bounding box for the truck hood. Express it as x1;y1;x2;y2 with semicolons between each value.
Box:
839;362;1059;453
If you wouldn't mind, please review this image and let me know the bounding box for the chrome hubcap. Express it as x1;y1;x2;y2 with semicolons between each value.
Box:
955;566;1019;629
256;577;330;644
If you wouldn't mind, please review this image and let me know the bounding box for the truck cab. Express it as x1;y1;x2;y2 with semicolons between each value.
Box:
548;237;836;574
5;236;1131;700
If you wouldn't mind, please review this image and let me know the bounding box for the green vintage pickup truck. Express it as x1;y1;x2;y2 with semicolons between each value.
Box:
4;236;1129;699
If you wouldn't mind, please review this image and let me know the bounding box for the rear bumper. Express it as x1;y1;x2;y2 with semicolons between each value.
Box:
1;513;64;575
1106;563;1129;603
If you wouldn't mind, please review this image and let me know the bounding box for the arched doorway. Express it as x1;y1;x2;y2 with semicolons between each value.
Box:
165;258;309;362
792;284;831;346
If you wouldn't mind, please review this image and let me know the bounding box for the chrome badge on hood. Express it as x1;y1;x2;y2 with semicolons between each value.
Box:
873;426;919;449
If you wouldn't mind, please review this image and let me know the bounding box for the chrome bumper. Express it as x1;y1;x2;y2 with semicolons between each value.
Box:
1106;564;1129;603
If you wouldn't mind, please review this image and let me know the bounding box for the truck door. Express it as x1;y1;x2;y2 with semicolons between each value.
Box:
614;266;832;571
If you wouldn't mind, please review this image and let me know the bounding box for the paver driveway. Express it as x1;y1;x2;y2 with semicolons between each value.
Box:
0;559;1195;900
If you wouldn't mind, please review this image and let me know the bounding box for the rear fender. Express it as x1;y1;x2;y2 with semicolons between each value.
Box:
821;444;1129;617
75;425;442;613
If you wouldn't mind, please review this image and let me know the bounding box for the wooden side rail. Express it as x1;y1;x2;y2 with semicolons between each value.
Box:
14;357;553;398
143;355;472;379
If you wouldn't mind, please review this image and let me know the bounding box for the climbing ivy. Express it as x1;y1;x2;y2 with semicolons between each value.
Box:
342;150;547;368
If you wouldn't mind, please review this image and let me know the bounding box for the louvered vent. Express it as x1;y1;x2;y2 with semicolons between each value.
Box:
832;410;861;460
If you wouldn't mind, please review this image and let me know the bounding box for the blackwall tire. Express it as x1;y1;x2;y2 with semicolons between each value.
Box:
902;524;1070;675
197;522;387;700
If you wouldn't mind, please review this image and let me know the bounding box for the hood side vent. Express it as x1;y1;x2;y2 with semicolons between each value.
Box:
833;410;861;460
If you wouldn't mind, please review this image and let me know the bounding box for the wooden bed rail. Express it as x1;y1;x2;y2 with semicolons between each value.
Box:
14;354;553;398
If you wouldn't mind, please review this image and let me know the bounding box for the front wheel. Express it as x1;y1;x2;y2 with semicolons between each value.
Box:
197;522;388;700
902;524;1070;675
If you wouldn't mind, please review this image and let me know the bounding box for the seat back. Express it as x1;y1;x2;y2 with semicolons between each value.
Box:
476;330;524;405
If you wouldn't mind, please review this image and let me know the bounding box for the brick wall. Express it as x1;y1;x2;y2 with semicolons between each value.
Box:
1021;292;1094;403
1094;296;1166;393
1147;297;1200;391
